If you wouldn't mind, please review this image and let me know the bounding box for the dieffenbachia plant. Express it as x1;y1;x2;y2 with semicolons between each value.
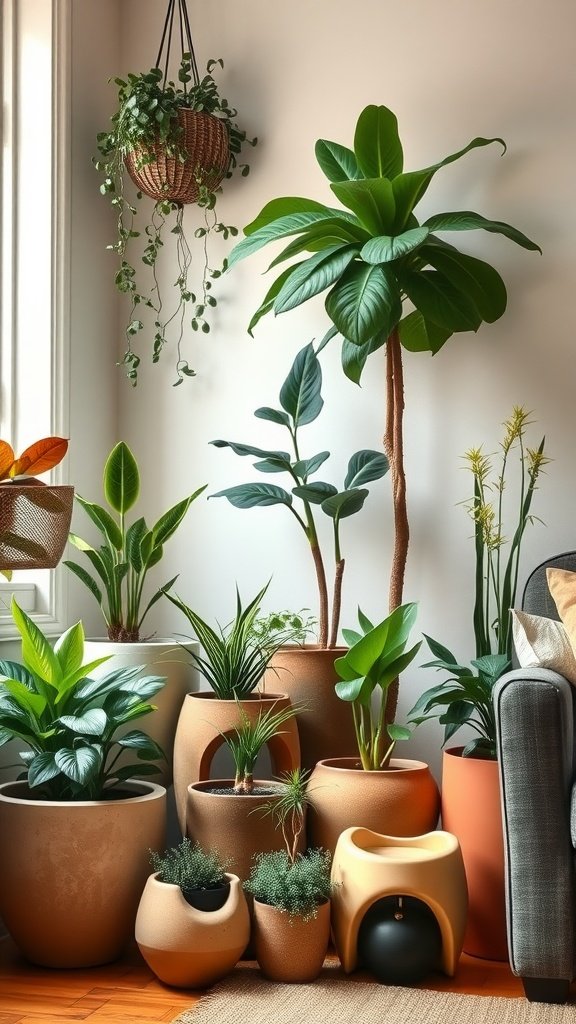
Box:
227;104;541;717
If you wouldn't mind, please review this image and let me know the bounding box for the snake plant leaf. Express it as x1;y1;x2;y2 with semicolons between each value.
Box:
326;263;402;347
360;227;430;265
424;210;542;252
228;209;357;268
315;139;361;182
341;333;386;385
55;745;102;784
104;441;139;515
402;270;482;332
274;245;358;314
354;105;403;180
210;483;293;509
292;482;338;504
397;311;452;354
292;452;331;479
331;179;396;236
321;488;369;521
422;246;507;323
344;450;389;489
279;343;323;426
254;407;291;426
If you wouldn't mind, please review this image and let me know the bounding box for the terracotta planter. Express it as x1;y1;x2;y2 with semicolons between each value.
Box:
252;899;331;982
0;483;73;568
265;646;357;769
135;871;249;988
84;639;199;787
441;747;508;961
173;691;300;832
186;780;305;882
0;779;166;968
308;757;440;855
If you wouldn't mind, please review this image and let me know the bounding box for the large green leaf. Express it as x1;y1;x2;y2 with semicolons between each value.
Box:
211;440;292;470
397;311;452;354
360;228;430;264
315;139;361;182
58;709;108;735
354;105;403;179
54;620;85;679
279;343;323;426
55;745;102;784
421;245;507;323
62;561;104;609
331;179;396;236
229;209;357;268
11;599;62;689
345;450;389;488
28;752;61;788
210;484;293;509
243;197;335;235
104;441;139;515
267;220;370;270
74;495;122;550
326;263;402;346
402;270;482;333
341;333;386;385
151;487;206;548
274;245;358;315
247;265;300;336
117;729;165;761
125;517;147;573
292;452;330;479
292;482;338;505
321;488;369;521
2;679;46;718
423;211;541;252
254;407;290;426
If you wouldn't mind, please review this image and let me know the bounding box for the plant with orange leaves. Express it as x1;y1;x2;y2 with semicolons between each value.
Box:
0;436;69;483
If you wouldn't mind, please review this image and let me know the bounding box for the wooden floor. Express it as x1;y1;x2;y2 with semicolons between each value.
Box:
0;936;533;1024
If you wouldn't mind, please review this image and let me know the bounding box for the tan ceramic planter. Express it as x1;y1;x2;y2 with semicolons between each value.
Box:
186;780;305;882
331;827;468;975
265;646;357;769
307;757;440;855
174;691;300;832
135;872;249;987
0;779;166;968
84;638;199;788
441;747;507;961
252;898;331;982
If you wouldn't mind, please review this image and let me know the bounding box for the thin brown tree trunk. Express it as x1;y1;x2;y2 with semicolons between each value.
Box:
311;540;329;648
329;558;345;649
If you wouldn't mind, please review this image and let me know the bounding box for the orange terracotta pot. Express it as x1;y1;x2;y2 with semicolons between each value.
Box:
307;757;440;855
252;899;331;982
441;747;508;961
265;647;357;769
173;691;300;833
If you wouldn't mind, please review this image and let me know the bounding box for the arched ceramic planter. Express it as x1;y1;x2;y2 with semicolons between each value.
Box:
186;780;305;883
441;746;508;961
331;827;468;975
252;899;331;982
84;638;199;787
265;646;357;769
135;872;249;987
0;779;166;968
173;691;300;833
307;757;440;855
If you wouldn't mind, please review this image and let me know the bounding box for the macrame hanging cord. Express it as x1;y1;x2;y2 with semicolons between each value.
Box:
155;0;200;89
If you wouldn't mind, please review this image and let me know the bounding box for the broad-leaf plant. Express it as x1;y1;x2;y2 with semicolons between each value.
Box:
228;104;540;717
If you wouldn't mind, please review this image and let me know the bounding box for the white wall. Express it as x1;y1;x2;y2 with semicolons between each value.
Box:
17;0;563;785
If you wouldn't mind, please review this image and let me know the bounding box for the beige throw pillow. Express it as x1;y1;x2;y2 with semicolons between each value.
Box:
511;607;576;686
547;568;576;654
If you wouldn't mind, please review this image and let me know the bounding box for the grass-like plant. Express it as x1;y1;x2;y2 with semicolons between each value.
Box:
257;768;310;863
150;838;230;895
223;703;301;794
244;848;334;921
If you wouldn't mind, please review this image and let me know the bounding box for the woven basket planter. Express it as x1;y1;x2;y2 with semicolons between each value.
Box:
0;483;74;569
125;108;230;205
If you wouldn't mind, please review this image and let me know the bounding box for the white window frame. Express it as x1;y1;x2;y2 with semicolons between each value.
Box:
0;0;71;638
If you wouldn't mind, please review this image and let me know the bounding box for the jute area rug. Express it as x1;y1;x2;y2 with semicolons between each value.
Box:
171;967;576;1024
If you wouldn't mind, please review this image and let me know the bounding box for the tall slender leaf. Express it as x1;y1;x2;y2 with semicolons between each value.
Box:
354;105;403;179
104;441;139;514
279;344;323;426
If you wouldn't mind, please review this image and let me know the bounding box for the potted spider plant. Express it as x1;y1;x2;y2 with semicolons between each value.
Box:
136;838;250;988
211;341;388;767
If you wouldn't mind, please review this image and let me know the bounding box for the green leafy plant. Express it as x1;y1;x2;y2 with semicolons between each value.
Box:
0;600;166;800
95;53;256;386
222;702;302;794
228;103;540;717
335;603;421;770
409;407;548;759
150;837;230;894
64;441;206;643
211;342;388;647
244;848;334;921
164;582;295;698
250;610;317;649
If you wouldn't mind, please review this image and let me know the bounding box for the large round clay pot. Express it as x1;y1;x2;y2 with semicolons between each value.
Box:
441;747;507;961
84;638;199;787
0;779;166;968
307;757;440;855
186;780;305;882
135;872;249;987
265;646;357;769
252;899;331;982
173;691;300;832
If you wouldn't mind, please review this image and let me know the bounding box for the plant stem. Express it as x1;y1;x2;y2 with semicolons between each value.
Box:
329;558;345;649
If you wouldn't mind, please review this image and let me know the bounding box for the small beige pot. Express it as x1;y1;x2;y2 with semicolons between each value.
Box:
308;757;440;855
0;779;166;968
174;691;300;833
135;872;249;987
265;646;357;769
252;899;331;982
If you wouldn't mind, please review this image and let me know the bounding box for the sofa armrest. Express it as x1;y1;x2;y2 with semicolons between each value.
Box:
494;668;576;980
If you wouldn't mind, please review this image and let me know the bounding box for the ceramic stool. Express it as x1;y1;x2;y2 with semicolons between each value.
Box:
331;827;468;975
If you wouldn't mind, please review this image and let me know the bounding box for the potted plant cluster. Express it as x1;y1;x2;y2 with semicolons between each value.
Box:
0;435;73;571
135;838;250;987
0;600;166;968
211;341;389;766
64;440;206;784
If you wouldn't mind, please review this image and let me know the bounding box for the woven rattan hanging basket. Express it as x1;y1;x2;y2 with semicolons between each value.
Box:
0;484;74;570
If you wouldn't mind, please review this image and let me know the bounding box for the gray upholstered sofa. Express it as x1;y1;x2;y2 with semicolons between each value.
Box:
494;551;576;1004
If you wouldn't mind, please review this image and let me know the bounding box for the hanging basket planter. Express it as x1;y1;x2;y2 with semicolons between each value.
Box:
125;108;230;205
0;483;74;570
